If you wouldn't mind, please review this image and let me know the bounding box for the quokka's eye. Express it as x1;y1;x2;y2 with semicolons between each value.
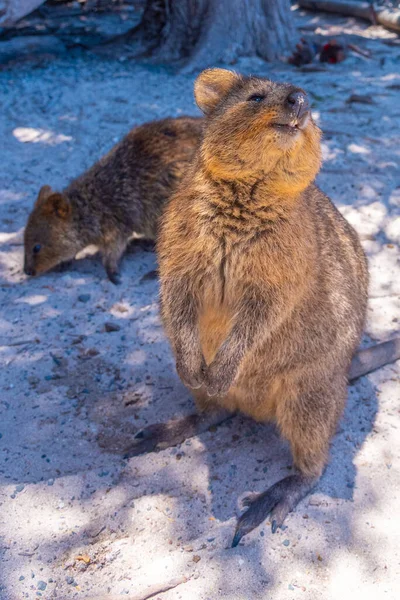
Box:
247;94;265;102
33;244;42;254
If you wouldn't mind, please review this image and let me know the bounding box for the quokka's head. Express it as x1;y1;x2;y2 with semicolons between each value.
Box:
194;69;322;192
24;185;80;277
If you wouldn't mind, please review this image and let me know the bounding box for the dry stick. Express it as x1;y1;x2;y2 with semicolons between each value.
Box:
298;0;400;33
347;43;372;58
88;575;190;600
0;339;37;347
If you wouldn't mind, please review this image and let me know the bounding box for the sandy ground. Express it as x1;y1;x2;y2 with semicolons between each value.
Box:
0;8;400;600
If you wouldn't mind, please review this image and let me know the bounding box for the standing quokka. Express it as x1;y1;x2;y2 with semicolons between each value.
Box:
24;116;202;284
156;69;371;545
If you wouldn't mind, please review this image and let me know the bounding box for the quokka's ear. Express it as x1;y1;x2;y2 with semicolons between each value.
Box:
41;193;72;219
35;185;53;207
194;68;241;115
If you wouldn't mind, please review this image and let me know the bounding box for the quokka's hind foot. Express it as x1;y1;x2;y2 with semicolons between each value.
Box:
231;383;343;546
232;473;317;547
123;410;232;458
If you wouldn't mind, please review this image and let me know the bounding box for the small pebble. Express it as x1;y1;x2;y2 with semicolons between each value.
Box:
288;584;295;590
192;555;201;563
15;484;25;493
104;322;121;333
19;576;25;581
78;294;91;303
84;348;99;357
66;576;75;585
37;581;47;591
50;354;61;366
283;539;290;546
47;479;54;486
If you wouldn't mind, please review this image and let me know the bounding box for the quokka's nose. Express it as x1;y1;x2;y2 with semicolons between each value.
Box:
285;91;310;119
24;265;35;276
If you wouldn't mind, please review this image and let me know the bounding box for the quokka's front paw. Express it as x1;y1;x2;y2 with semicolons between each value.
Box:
176;353;206;390
205;360;236;397
107;270;122;285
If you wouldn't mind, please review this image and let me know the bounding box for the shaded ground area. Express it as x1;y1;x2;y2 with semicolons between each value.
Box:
0;7;400;600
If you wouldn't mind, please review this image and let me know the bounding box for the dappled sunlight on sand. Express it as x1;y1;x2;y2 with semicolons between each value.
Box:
13;127;73;145
347;142;371;155
15;294;48;306
0;190;26;205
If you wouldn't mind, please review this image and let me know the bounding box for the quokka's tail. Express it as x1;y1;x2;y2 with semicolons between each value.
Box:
350;337;400;381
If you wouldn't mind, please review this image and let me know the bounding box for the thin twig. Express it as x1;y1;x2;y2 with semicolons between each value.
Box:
0;339;37;347
369;294;400;299
18;544;39;557
87;575;190;600
347;43;371;59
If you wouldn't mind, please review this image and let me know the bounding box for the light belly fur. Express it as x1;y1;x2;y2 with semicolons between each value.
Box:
198;304;233;364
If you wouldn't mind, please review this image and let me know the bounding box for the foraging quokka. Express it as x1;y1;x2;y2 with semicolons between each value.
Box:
24;116;202;284
125;69;400;546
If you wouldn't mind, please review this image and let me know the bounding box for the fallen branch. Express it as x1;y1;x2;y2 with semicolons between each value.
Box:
298;0;400;33
298;0;374;21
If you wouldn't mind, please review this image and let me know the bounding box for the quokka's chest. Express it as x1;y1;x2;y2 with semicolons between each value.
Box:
195;247;245;364
195;239;242;300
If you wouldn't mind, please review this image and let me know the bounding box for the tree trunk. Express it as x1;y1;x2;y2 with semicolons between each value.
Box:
0;0;45;26
118;0;294;71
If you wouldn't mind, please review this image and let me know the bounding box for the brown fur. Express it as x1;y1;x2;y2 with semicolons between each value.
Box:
157;69;369;544
24;116;203;284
